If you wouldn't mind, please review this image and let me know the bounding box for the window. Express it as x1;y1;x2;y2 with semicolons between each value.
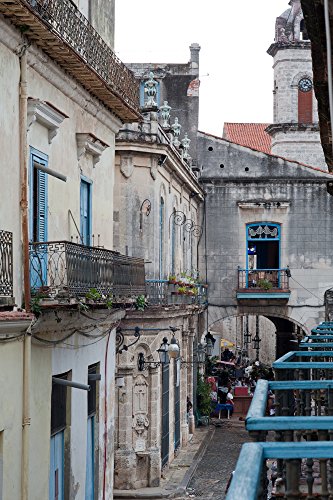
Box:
50;372;70;500
29;148;48;243
171;208;176;275
80;177;92;246
247;223;280;270
85;364;99;500
159;198;165;279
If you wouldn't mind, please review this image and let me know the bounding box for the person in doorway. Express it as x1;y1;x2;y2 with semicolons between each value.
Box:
186;396;193;423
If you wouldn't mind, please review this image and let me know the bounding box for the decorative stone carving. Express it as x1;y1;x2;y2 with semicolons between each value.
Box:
133;414;150;436
171;117;182;147
143;72;158;108
133;376;148;414
120;155;134;178
159;100;171;129
76;133;109;167
181;133;191;160
27;98;68;144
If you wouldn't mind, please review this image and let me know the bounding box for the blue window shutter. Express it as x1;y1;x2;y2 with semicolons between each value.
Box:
37;169;48;243
80;179;92;246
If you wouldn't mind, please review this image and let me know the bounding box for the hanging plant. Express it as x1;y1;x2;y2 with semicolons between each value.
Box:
135;294;147;311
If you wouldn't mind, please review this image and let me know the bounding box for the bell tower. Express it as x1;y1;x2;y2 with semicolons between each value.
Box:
266;0;326;169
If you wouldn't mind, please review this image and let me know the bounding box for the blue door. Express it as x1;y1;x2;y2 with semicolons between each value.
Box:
80;179;91;246
49;431;64;500
85;416;95;500
29;149;48;291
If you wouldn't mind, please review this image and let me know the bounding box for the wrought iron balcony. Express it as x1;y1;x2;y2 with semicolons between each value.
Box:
237;268;290;303
29;241;145;301
0;0;140;122
0;230;13;305
145;279;208;307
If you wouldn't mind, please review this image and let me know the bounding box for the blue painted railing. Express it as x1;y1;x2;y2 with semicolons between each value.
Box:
227;320;333;499
226;442;333;500
238;268;290;289
246;379;333;432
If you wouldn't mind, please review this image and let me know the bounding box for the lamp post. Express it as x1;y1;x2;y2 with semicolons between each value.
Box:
253;316;261;362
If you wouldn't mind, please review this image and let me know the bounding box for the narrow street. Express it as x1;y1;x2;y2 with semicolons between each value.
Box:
178;421;249;499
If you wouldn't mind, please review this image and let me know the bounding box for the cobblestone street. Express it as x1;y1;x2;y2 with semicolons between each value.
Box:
178;420;249;499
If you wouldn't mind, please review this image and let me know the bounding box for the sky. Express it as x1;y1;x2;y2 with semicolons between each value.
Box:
115;0;289;137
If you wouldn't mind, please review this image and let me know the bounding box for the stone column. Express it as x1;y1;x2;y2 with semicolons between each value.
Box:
114;366;136;489
148;365;161;487
187;327;196;435
181;330;189;446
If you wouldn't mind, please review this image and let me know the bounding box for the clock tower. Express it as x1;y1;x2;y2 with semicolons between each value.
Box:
266;0;327;169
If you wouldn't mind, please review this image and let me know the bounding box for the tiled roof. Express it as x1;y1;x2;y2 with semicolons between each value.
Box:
223;123;271;154
0;311;34;322
198;130;333;175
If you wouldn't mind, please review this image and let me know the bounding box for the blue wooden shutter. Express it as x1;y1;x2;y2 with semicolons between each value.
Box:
85;416;95;500
49;431;64;500
37;169;48;243
80;179;91;246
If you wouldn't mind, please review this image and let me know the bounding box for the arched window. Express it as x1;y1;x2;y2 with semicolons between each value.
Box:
159;197;165;279
298;77;313;124
300;19;309;40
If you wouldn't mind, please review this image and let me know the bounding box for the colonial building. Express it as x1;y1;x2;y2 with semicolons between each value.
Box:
113;52;207;493
197;0;333;363
0;1;142;499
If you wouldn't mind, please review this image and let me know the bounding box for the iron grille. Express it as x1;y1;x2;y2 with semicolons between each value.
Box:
0;230;13;297
161;363;170;467
29;240;145;298
238;269;290;290
0;0;140;120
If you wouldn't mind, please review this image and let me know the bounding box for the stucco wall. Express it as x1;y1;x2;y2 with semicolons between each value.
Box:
198;133;333;333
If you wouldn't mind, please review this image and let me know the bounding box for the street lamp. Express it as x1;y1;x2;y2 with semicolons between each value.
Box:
253;316;261;362
180;343;207;367
138;337;170;371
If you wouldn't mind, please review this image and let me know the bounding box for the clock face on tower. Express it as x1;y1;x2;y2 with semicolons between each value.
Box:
298;77;313;92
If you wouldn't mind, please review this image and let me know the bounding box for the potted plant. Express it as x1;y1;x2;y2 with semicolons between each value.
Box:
177;286;187;295
168;274;177;284
257;279;273;291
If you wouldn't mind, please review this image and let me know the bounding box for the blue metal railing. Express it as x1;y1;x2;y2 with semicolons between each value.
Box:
238;268;290;289
226;442;333;500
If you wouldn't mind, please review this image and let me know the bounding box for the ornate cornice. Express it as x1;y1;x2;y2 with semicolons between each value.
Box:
76;133;110;166
27;98;68;144
267;40;311;57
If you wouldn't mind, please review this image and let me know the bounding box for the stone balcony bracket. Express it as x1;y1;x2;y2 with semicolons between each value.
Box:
76;133;110;167
27;98;68;144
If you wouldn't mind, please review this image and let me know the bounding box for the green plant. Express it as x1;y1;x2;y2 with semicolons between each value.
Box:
196;375;212;416
135;294;147;311
85;288;102;301
78;300;89;312
106;295;113;309
177;286;187;295
168;274;177;283
30;296;42;317
257;279;273;290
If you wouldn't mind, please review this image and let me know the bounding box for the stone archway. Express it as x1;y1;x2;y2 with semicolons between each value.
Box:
206;306;308;363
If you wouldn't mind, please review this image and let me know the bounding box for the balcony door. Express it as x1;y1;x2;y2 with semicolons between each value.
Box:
80;178;92;246
247;223;280;270
29;148;49;290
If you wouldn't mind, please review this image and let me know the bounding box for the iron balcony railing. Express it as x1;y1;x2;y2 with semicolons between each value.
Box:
238;268;290;290
29;241;145;298
0;230;13;297
145;279;208;307
0;0;140;121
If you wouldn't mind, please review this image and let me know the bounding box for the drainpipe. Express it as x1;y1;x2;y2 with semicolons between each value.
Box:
19;47;31;500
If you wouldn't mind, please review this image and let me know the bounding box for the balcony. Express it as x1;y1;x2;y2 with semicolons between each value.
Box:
145;279;208;308
29;241;145;305
226;321;333;498
0;0;140;122
0;230;14;308
237;268;290;304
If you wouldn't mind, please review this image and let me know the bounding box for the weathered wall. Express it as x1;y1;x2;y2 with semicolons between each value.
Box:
198;133;333;333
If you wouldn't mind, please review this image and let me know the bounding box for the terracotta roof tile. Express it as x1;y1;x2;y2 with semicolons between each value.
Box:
0;311;34;322
223;123;271;154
